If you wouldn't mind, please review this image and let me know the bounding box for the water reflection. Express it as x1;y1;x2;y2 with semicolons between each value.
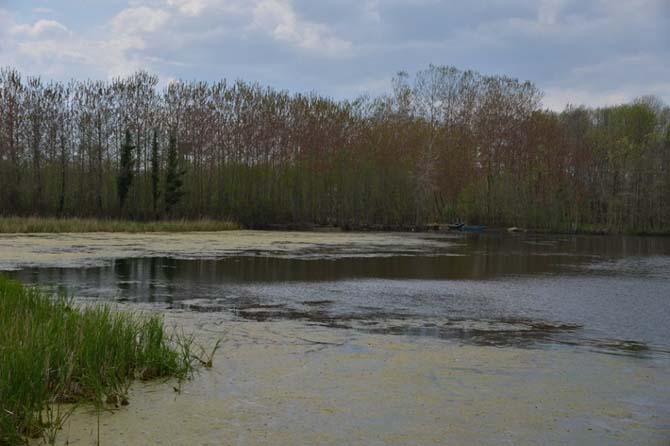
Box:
7;233;670;358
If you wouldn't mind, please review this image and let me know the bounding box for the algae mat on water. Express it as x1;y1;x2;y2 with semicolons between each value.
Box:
48;310;670;446
0;231;457;270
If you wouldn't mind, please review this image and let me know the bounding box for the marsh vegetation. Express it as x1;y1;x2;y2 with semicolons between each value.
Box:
0;277;211;445
0;217;238;234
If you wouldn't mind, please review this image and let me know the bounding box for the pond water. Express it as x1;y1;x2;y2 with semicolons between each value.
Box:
4;231;670;445
7;232;670;359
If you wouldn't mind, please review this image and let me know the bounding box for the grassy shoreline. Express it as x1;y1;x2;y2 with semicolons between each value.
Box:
0;277;209;445
0;217;667;236
0;217;239;234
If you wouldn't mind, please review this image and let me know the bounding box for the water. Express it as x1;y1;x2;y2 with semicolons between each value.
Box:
7;232;670;358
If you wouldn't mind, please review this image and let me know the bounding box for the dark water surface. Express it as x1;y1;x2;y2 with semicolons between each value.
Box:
8;233;670;358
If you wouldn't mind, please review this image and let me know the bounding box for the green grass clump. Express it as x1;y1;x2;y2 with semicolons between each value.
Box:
0;277;201;445
0;217;239;234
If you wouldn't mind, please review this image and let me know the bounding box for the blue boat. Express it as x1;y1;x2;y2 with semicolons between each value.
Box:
460;225;486;232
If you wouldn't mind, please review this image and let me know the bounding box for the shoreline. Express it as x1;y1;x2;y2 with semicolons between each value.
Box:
1;217;668;236
0;217;239;234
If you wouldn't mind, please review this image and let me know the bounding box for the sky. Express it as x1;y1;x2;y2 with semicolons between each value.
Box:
0;0;668;110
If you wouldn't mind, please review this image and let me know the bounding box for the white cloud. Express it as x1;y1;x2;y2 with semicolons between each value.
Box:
543;87;631;110
570;53;667;80
10;19;69;38
541;52;670;109
596;0;666;23
15;35;147;78
111;7;170;34
543;82;670;110
544;60;670;110
33;7;55;15
167;0;209;16
160;0;353;55
537;0;567;25
0;0;667;105
2;7;156;80
165;0;244;16
335;76;391;97
364;0;382;24
251;0;352;55
0;8;11;24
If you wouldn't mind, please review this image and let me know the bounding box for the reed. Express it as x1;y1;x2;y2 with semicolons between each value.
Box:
0;277;204;445
0;217;239;234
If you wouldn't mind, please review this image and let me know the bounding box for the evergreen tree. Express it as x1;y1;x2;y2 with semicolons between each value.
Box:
164;132;185;215
150;129;161;218
117;129;135;210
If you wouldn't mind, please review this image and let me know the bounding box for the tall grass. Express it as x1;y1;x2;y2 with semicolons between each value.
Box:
0;217;239;234
0;277;204;445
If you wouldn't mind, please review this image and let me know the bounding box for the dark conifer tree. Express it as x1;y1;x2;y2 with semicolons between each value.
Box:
117;129;135;211
164;132;184;215
150;129;161;218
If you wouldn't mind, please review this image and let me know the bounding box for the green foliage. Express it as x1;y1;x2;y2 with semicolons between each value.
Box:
0;276;211;445
1;66;669;233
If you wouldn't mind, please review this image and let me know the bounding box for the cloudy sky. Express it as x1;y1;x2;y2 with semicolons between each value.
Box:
0;0;668;109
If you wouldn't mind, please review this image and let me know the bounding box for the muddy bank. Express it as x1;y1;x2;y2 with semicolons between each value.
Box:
47;308;670;446
0;231;457;270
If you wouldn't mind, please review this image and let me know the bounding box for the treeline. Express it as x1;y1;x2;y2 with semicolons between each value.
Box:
0;65;669;232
